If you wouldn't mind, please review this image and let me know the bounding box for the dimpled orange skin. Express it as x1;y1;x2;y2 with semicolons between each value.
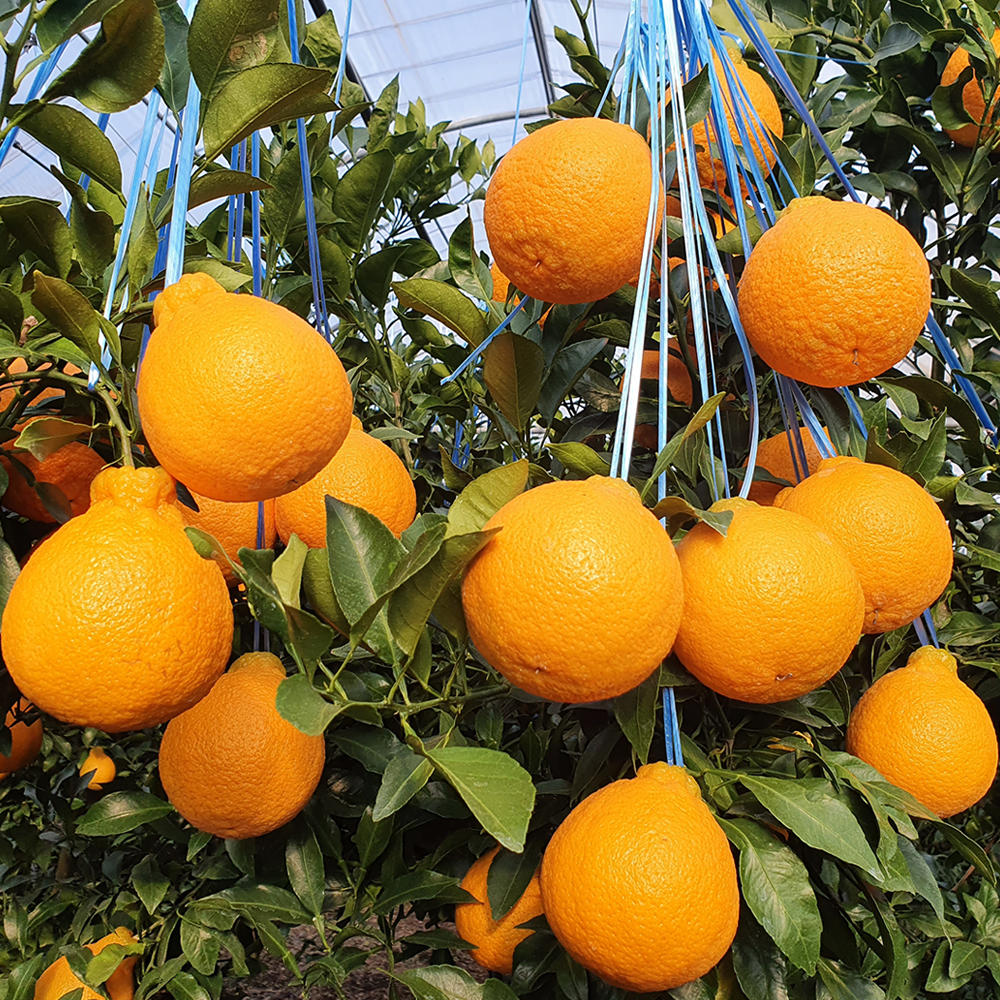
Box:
846;647;998;818
745;426;830;506
775;456;953;634
737;198;930;387
158;652;326;839
1;467;233;733
674;498;864;703
941;29;1000;147
455;846;544;975
461;476;684;703
178;490;277;584
138;274;354;502
484;118;663;305
541;763;739;993
275;416;417;546
34;927;137;1000
0;699;42;774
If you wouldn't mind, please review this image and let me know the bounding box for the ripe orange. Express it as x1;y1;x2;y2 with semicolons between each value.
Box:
461;476;683;703
940;28;1000;146
80;746;116;790
33;927;138;1000
541;763;738;992
274;416;416;545
152;271;226;327
673;498;864;703
158;651;326;839
846;646;997;817
2;466;233;733
491;262;510;304
138;274;354;502
774;456;953;633
455;846;544;975
177;490;276;583
624;346;693;452
738;198;930;387
484;117;663;305
666;193;737;239
745;425;829;505
0;699;42;774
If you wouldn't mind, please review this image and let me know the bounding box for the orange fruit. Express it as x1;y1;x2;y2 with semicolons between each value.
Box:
138;274;354;502
623;347;693;452
673;497;864;703
2;466;233;733
745;425;829;505
158;651;326;839
666;193;738;239
738;197;930;387
178;490;277;583
274;416;416;545
774;456;953;633
455;846;544;975
461;476;683;703
491;262;510;304
846;646;997;817
0;699;42;774
80;746;116;790
1;422;105;523
484;118;663;305
34;927;138;1000
152;271;226;328
540;763;739;992
940;28;1000;147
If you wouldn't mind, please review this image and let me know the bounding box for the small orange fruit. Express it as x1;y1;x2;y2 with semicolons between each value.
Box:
158;652;326;839
138;274;354;502
622;346;694;451
178;490;276;583
461;476;683;703
80;746;116;790
745;426;829;505
34;927;138;1000
274;416;416;546
484;118;663;305
940;28;1000;147
455;846;544;975
738;198;930;387
846;646;997;818
2;467;233;732
0;699;42;774
541;763;739;993
673;498;864;703
774;456;953;633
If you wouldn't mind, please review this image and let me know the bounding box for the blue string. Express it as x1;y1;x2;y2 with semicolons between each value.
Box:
162;85;202;290
226;143;240;263
334;0;354;105
251;132;264;297
441;296;528;384
0;41;69;170
513;0;534;144
152;124;183;280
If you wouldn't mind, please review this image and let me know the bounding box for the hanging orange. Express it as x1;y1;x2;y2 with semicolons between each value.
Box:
177;490;276;583
940;28;1000;147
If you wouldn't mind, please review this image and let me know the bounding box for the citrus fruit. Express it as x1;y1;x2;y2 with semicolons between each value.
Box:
274;416;417;545
1;423;105;523
0;699;42;774
80;746;116;790
673;497;864;703
484;117;663;305
774;456;953;633
177;490;276;583
461;476;684;703
540;763;739;992
846;646;997;817
138;273;354;502
737;198;930;387
491;262;510;304
455;846;544;975
33;927;138;1000
158;651;326;839
624;347;693;452
666;193;737;239
745;425;829;505
152;271;226;327
2;466;233;732
940;28;1000;146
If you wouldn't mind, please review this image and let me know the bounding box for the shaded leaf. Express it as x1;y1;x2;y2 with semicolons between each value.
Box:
373;750;435;822
0;200;73;279
393;278;489;347
77;791;174;836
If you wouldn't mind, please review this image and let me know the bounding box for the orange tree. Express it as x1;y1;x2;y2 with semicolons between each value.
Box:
2;0;1000;997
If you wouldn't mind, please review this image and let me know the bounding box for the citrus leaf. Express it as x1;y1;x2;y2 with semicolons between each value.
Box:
157;0;190;112
12;418;91;462
448;216;493;306
486;840;544;921
613;668;659;764
816;958;885;1000
77;791;174;836
35;0;121;52
391;965;482;999
132;855;170;915
334;149;395;252
154;169;272;228
285;826;325;917
275;674;342;737
30;273;103;363
272;533;307;609
546;440;610;479
447;459;528;535
165;971;212;1000
301;547;349;634
483;332;544;432
192;884;311;925
731;913;790;1000
538;338;608;424
393;278;489;347
0;537;20;622
373;750;435;822
0;201;73;279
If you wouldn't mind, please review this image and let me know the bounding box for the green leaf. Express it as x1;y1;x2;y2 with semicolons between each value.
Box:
731;914;789;1000
165;972;212;1000
902;412;947;484
155;169;272;228
53;168;115;280
131;855;170;915
538;338;608;424
941;265;1000;336
356;240;439;308
951;940;987;979
275;674;341;736
202;64;338;161
931;66;974;131
740;776;880;875
9;102;122;192
448;216;493;305
367;75;399;152
301;547;349;634
486;841;544;921
546;440;610;479
286;826;325;917
392;965;483;1000
483;332;544;431
447;460;528;535
35;0;121;52
934;820;996;884
0;286;24;335
77;791;174;836
423;746;535;852
373;750;435;821
44;0;165;113
0;200;73;278
354;806;393;870
12;417;91;461
816;958;885;1000
157;0;190;112
393;278;489;347
334;148;394;252
374;873;470;918
272;533;307;609
332;727;403;774
0;538;20;622
613;668;660;764
896;836;946;925
31;273;104;362
193;884;311;925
